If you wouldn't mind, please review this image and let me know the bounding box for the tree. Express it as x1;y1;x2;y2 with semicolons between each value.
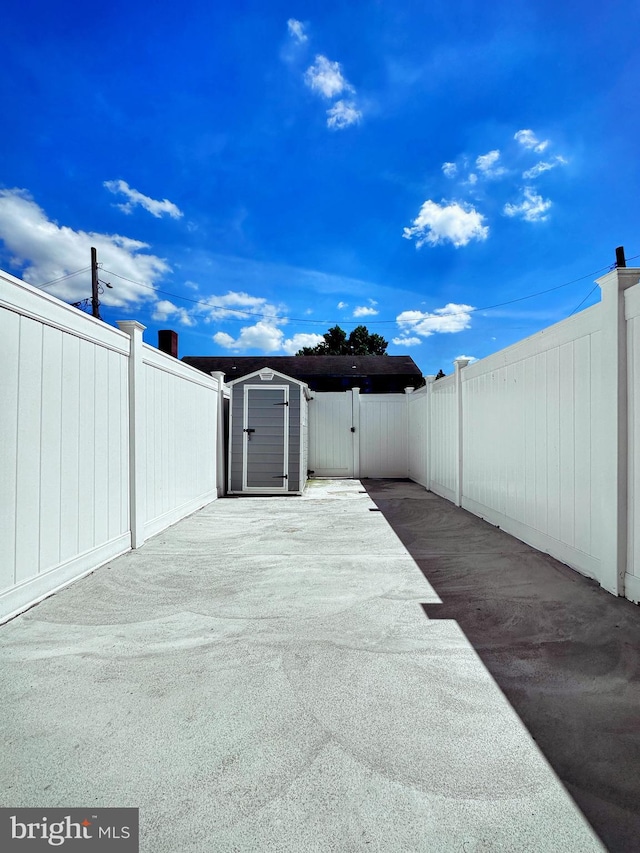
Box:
434;369;446;380
296;325;388;356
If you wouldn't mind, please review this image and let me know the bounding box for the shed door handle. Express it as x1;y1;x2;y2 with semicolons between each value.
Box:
244;428;255;433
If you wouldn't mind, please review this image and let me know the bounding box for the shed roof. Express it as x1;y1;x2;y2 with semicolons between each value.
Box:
227;366;310;390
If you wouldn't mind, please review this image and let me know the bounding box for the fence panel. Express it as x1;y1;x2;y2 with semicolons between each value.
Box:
429;376;457;502
462;305;601;580
0;271;131;622
408;388;429;487
141;345;218;539
625;284;640;603
360;394;408;477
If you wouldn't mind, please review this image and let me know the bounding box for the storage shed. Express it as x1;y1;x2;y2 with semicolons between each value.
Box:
228;367;311;495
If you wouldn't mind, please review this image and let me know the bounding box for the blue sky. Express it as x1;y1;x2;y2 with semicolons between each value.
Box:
1;0;639;375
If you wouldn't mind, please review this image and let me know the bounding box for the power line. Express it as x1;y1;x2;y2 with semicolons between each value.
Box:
38;267;92;288
567;252;640;317
101;260;623;326
569;284;600;316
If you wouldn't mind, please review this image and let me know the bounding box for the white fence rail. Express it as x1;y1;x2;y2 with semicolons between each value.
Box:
0;272;224;623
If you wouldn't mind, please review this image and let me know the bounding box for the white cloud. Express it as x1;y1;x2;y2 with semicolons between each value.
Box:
304;55;353;99
327;100;362;130
403;200;489;248
213;322;324;354
442;162;457;178
337;301;348;309
392;336;421;347
287;19;307;43
514;129;549;153
213;331;236;348
203;291;282;322
454;354;477;363
503;187;552;222
396;303;475;337
281;332;324;354
214;320;284;352
466;173;478;185
475;149;506;178
353;305;379;317
103;179;183;219
152;299;196;327
0;188;169;306
522;155;567;180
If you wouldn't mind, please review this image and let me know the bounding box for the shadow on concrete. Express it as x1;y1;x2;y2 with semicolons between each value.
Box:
361;479;640;853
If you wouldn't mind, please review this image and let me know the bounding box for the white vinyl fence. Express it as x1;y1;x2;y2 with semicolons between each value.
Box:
0;272;225;623
461;306;601;580
407;267;640;605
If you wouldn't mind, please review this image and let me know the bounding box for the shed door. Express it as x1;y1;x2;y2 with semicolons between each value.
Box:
243;386;289;490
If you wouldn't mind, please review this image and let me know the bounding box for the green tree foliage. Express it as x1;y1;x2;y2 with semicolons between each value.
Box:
296;325;388;356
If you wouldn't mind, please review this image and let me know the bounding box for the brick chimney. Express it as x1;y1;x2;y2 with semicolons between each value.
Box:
158;329;178;358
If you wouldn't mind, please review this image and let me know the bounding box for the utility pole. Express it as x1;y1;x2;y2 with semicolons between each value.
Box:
615;246;626;268
91;246;100;318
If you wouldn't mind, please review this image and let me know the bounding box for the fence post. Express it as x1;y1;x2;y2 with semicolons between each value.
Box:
210;371;226;497
596;267;639;595
425;375;436;490
352;387;360;478
453;358;471;507
117;321;147;549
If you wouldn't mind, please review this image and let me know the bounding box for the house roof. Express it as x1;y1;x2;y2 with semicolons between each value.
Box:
182;355;423;381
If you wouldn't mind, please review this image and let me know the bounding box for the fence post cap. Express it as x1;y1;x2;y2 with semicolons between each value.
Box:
116;320;146;334
453;357;471;369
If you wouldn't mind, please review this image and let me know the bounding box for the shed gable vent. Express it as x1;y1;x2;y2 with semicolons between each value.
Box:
259;368;274;381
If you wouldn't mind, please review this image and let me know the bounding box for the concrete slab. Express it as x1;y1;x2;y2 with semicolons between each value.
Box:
2;478;632;851
363;478;640;852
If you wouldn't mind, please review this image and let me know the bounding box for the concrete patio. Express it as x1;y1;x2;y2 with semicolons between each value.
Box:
1;479;638;851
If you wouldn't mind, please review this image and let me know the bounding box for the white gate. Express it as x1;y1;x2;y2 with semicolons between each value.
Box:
308;390;409;478
360;395;408;478
308;391;356;477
